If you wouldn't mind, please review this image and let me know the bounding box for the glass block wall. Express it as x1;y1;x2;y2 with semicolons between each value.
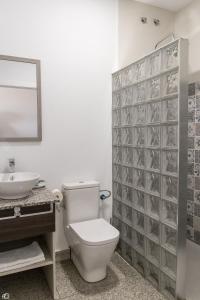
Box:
187;82;200;245
112;39;188;300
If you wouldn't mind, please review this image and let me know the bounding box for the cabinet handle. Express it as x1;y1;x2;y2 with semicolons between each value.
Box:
0;203;53;220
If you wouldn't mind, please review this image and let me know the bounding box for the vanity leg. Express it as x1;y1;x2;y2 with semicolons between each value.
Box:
43;264;58;299
43;232;58;300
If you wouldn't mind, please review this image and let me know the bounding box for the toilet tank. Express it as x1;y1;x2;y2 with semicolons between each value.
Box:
62;181;100;225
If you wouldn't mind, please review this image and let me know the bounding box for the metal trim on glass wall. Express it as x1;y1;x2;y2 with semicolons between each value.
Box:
176;38;188;300
111;38;188;300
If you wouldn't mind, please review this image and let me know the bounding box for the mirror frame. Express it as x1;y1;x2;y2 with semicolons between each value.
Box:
0;54;42;142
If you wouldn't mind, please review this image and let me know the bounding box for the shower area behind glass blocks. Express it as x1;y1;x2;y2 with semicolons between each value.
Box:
112;39;188;300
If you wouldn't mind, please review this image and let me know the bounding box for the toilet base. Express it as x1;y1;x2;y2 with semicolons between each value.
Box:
72;252;107;282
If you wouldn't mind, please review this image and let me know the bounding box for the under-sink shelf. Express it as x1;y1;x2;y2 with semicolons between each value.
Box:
0;236;53;277
0;196;57;299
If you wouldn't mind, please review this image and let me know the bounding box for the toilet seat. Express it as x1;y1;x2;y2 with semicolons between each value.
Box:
68;218;119;246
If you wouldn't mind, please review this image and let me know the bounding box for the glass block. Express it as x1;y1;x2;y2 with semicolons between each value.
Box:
134;104;146;124
122;241;133;265
161;249;177;278
147;126;160;147
113;199;122;219
121;222;132;245
161;273;176;300
162;98;178;122
134;251;146;276
133;210;145;233
161;224;177;253
112;72;121;91
146;238;160;266
133;127;146;146
133;189;145;212
121;107;132;126
122;166;133;185
146;172;160;196
147;77;160;99
112;92;121;109
113;128;121;145
112;216;122;232
161;200;177;228
147;102;161;123
133;168;145;190
122;147;133;166
146;216;160;243
121;127;132;145
113;181;122;201
113;164;121;182
129;64;137;84
134;230;145;255
162;42;179;70
136;59;146;81
122;203;133;225
146;149;160;171
162;176;178;202
136;82;146;103
122;185;132;205
113;146;121;164
162;125;178;148
112;109;121;127
121;67;135;87
121;87;133;107
163;71;178;96
146;262;160;289
147;51;161;77
133;148;145;169
162;150;178;175
146;194;160;220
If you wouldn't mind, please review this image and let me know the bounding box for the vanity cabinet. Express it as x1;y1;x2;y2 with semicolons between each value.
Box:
0;190;58;300
0;203;55;242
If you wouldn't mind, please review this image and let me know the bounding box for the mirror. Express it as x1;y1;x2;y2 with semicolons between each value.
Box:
0;55;41;141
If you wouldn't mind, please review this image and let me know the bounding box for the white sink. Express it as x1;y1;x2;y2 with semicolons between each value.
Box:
0;172;40;200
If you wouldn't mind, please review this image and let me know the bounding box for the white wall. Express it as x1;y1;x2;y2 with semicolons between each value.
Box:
118;0;175;68
174;0;200;81
0;0;118;251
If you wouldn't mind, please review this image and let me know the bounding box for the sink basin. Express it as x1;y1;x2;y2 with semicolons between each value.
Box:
0;172;40;199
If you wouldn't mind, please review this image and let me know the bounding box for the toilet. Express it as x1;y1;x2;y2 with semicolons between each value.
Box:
62;181;119;282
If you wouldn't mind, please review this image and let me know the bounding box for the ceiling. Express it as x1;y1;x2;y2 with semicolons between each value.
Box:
136;0;193;12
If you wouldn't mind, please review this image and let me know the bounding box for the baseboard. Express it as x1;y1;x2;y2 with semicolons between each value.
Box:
55;248;70;262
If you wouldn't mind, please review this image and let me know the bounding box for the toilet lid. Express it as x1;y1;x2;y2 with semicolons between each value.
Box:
69;218;119;246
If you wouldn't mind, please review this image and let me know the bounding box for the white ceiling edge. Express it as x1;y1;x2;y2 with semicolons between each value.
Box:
135;0;193;12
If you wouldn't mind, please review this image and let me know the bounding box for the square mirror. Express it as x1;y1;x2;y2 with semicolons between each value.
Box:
0;55;41;141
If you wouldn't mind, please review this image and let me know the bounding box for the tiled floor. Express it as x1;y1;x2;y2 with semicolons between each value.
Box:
0;253;165;300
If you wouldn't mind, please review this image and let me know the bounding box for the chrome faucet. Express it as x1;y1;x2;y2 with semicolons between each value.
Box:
8;158;15;173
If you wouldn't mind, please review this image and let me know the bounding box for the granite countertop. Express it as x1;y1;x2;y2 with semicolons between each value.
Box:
0;188;59;210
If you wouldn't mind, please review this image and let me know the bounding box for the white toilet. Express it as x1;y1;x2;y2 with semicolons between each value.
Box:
62;181;119;282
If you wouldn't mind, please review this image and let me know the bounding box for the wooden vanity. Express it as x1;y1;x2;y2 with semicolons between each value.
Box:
0;189;58;300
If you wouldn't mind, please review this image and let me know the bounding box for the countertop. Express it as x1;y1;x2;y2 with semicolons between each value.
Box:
0;188;59;210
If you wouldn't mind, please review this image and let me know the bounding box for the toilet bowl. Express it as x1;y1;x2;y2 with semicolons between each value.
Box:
66;218;119;282
63;180;119;282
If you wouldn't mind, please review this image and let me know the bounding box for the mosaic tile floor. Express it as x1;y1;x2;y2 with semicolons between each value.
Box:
0;253;165;300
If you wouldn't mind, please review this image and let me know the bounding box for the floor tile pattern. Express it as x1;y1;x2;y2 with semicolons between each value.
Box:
0;253;165;300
